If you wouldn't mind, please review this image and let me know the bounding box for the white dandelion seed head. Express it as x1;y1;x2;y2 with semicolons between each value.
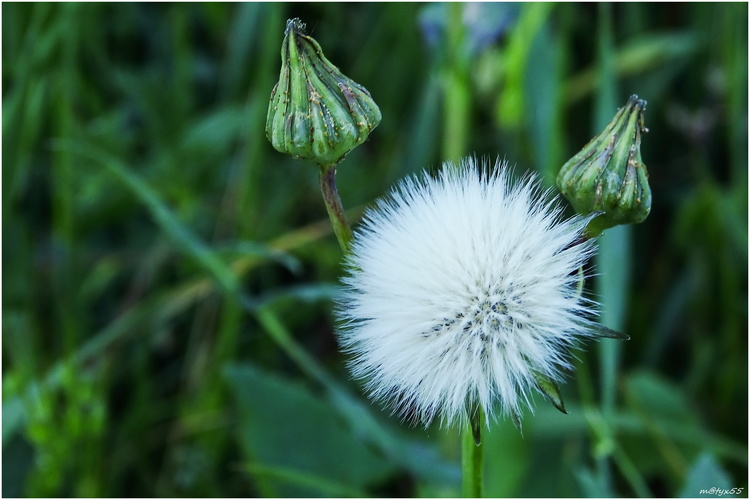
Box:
335;157;599;428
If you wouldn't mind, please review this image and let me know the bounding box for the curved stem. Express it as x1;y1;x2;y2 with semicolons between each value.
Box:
318;163;354;252
461;406;484;497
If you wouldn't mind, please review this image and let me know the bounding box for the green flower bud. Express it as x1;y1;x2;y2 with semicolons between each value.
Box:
266;18;382;165
557;95;652;235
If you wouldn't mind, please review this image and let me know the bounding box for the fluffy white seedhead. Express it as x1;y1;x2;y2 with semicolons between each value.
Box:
335;157;598;428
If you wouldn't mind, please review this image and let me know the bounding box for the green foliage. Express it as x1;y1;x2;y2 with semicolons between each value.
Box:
680;453;734;498
224;363;395;497
3;3;747;497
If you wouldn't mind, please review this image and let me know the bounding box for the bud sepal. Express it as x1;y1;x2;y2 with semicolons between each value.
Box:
532;371;568;415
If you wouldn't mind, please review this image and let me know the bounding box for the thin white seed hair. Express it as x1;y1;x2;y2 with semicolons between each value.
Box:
335;157;598;428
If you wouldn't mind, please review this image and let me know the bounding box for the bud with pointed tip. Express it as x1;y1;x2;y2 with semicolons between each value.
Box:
266;18;382;166
557;95;652;236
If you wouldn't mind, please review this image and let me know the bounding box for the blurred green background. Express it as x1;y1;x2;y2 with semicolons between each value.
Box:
3;2;747;497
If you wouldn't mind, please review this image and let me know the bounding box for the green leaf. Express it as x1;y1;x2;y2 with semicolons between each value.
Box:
179;106;246;156
622;371;712;484
495;2;554;129
238;463;367;498
257;283;341;308
2;433;34;497
625;371;699;424
2;397;25;446
576;466;615;498
679;453;734;498
524;17;564;185
253;307;460;487
223;363;396;497
51;140;240;295
564;32;700;104
213;240;302;275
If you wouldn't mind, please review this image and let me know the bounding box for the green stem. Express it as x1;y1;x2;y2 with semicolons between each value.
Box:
461;407;484;498
593;2;619;492
442;2;470;164
319;163;354;253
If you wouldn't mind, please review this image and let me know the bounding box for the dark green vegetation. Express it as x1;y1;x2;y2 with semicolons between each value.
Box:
3;3;747;497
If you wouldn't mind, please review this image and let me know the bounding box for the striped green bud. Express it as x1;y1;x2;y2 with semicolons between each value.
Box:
557;95;652;236
266;18;382;165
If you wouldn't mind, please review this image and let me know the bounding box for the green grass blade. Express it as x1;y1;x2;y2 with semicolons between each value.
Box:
51;140;241;295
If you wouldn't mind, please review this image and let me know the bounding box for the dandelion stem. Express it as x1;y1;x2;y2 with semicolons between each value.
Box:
318;163;354;252
461;406;484;498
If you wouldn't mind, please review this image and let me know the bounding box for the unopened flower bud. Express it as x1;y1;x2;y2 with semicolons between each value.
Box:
557;95;652;235
266;18;381;165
